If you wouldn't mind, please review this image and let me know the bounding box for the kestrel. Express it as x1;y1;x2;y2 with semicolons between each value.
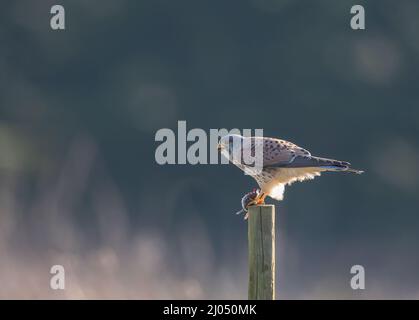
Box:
217;134;363;205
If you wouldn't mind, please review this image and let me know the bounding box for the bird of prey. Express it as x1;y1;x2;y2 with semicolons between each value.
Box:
217;134;363;206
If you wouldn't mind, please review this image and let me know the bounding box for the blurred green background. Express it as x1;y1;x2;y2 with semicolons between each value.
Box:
0;0;418;298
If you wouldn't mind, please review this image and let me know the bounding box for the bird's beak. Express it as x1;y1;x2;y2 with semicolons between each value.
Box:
217;143;223;151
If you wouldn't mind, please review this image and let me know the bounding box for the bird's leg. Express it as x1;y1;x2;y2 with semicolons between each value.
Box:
256;192;266;204
245;192;266;208
243;192;266;220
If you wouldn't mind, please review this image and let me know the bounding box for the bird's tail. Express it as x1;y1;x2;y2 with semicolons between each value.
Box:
344;168;364;174
284;155;364;174
320;165;364;174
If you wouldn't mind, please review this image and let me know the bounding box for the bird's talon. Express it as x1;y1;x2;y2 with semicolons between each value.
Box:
256;197;265;205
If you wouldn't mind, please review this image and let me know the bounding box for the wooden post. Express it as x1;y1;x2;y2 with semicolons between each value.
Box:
248;205;275;300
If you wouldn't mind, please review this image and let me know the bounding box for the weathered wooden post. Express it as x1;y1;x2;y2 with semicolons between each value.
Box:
248;204;275;300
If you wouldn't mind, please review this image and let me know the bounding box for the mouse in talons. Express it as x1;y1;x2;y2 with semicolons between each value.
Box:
235;188;266;220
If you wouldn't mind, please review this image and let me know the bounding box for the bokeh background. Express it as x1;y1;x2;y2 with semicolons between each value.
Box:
1;0;419;299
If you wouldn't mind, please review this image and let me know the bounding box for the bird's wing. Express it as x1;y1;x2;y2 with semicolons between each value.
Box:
256;137;352;169
256;137;311;167
242;137;354;169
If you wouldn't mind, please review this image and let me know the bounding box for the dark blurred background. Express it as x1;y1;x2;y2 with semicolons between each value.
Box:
1;0;419;299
